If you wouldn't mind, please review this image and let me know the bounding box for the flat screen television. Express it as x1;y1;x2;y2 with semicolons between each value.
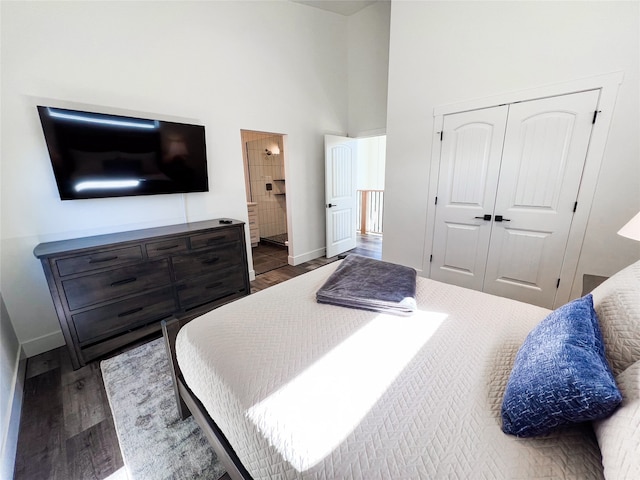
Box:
37;106;209;200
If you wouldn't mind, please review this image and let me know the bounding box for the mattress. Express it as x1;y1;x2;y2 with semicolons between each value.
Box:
176;261;604;479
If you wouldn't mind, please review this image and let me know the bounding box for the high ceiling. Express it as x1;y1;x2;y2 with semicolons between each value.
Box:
291;0;380;16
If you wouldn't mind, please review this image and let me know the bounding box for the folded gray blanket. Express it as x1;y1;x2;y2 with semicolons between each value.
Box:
316;254;417;316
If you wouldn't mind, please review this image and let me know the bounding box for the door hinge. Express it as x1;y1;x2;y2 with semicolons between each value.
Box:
556;278;561;288
592;110;601;124
430;254;433;263
434;196;438;205
573;201;578;213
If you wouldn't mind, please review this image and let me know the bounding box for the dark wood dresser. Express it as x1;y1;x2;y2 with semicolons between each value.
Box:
34;219;250;369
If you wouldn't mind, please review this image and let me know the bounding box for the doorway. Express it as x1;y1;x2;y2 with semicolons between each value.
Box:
241;129;289;275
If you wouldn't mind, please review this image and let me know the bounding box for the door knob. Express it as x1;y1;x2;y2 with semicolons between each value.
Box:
495;215;511;222
474;214;492;221
326;203;334;208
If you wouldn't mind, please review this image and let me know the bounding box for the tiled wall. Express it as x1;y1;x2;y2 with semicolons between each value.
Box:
246;136;287;240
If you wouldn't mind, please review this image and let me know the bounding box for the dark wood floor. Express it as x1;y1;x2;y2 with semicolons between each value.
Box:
12;234;381;479
251;242;289;276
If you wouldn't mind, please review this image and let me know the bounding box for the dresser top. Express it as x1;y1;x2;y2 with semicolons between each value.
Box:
34;218;244;258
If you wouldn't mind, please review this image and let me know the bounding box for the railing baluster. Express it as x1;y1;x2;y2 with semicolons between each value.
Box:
356;189;384;234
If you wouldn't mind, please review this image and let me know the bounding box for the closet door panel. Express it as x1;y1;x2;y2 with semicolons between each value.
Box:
489;228;550;288
483;90;600;307
431;106;507;290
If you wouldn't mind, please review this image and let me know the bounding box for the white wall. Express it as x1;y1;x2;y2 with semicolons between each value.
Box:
0;293;22;480
384;1;640;294
348;0;391;137
0;1;350;355
356;135;386;190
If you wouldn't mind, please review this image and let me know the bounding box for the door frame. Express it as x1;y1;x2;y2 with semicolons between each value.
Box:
423;72;624;308
240;129;291;280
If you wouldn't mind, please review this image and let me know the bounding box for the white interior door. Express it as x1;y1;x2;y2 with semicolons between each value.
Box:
325;135;357;258
430;106;508;289
483;90;600;307
431;90;599;308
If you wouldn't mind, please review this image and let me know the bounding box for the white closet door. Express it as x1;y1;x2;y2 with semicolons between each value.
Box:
483;90;600;307
430;106;508;290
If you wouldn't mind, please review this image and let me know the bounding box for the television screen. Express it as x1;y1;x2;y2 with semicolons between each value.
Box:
37;106;209;200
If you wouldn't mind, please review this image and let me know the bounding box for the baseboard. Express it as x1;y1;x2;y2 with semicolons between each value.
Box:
288;247;325;266
0;352;26;480
21;330;65;358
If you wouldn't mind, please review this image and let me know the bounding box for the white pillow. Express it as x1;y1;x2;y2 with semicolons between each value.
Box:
591;260;640;376
594;360;640;480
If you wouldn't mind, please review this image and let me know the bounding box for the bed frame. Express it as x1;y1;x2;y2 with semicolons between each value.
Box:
162;316;253;480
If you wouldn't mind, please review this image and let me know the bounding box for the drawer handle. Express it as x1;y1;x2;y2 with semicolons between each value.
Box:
118;307;143;317
202;257;220;265
155;244;180;251
205;282;223;290
206;236;226;245
89;255;118;264
110;277;137;287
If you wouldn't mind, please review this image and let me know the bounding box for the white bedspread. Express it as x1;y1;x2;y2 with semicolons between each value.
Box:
177;261;604;479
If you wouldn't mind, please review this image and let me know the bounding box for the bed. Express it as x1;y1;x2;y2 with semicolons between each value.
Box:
163;258;640;480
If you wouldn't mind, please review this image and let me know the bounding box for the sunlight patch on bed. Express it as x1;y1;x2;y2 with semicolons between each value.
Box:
246;309;447;472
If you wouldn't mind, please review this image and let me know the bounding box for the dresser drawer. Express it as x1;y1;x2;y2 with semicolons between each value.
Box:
172;245;242;280
72;287;175;344
62;259;171;310
190;228;241;250
177;268;247;310
146;238;189;257
56;246;143;277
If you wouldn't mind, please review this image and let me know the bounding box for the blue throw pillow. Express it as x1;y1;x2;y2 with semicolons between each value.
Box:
501;294;622;437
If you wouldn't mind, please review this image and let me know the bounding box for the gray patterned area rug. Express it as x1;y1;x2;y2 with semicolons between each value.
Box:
101;337;226;480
